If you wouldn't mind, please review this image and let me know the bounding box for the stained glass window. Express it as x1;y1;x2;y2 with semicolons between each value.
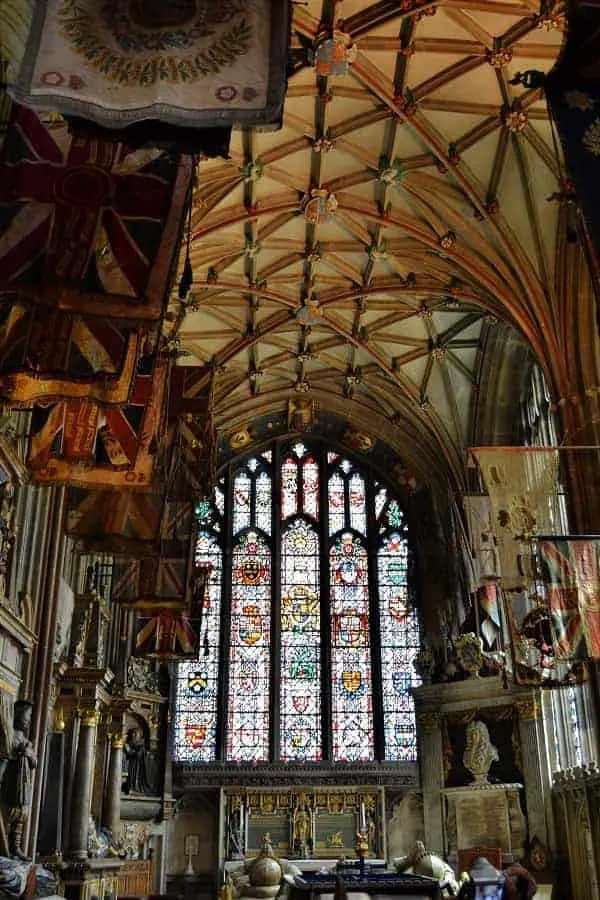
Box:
282;456;298;519
280;519;321;761
227;529;271;761
377;532;421;760
328;472;345;536
173;512;222;761
233;470;251;534
330;532;374;762
303;456;319;520
174;440;420;767
349;472;367;535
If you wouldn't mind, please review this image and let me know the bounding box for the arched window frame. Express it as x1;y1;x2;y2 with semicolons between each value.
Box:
173;439;421;767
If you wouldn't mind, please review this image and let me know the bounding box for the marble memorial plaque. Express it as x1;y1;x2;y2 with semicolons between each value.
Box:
454;792;510;851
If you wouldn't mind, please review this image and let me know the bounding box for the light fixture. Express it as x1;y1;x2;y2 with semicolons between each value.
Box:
465;856;505;900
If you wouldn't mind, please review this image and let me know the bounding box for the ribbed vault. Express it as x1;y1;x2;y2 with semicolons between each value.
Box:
168;0;565;485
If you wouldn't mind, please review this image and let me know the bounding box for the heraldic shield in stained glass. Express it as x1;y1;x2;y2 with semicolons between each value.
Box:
172;444;421;765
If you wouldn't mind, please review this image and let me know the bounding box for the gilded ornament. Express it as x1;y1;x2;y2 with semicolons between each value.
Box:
503;108;528;134
302;189;338;224
486;47;513;68
515;697;538;720
438;231;456;250
583;119;600;157
418;712;440;729
81;708;100;727
314;30;357;77
455;632;483;677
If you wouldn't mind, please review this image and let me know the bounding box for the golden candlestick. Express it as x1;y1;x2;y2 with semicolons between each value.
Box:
354;830;369;877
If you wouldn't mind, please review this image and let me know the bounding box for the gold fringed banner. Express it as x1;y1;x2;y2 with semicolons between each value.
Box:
462;495;501;585
28;354;169;489
471;447;561;591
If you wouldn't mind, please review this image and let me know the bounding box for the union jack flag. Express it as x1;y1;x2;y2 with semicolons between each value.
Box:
27;353;169;489
538;538;600;659
0;300;140;405
133;609;201;659
0;104;190;320
111;498;195;608
66;488;165;555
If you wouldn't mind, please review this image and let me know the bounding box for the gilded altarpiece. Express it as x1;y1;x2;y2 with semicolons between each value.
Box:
222;788;385;861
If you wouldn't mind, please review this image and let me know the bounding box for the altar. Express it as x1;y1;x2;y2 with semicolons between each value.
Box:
221;788;386;863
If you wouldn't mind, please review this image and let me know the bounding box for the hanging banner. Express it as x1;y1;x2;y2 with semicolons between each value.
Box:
463;495;501;584
133;609;202;660
28;354;168;489
66;488;166;556
471;448;560;590
13;0;289;130
0;301;140;406
0;104;191;320
538;538;600;659
110;499;195;608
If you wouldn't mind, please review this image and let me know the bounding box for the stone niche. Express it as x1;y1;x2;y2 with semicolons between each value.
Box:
413;675;552;867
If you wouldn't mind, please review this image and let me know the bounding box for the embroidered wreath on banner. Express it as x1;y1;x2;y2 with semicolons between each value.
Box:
57;0;255;85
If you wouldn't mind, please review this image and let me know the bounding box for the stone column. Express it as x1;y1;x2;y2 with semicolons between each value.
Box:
68;709;98;860
418;711;446;854
103;734;124;836
516;695;550;850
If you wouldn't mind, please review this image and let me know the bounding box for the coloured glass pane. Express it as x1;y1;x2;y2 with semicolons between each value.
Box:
233;471;251;534
282;456;298;520
328;452;340;463
374;486;387;521
386;499;405;530
293;442;307;457
377;532;420;761
256;470;272;534
173;530;222;762
303;456;319;520
330;532;374;762
215;484;225;516
262;451;272;462
349;473;367;534
280;519;321;761
328;472;345;535
226;530;271;761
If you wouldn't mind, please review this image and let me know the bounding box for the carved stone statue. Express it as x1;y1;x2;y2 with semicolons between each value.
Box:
123;727;153;795
0;701;37;859
462;720;499;784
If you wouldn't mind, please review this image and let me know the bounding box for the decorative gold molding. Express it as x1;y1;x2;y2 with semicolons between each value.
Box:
515;697;538;721
53;706;66;733
80;709;100;727
111;736;124;749
418;711;440;729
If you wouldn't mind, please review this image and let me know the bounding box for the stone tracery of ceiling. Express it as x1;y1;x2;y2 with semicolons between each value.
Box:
167;0;565;482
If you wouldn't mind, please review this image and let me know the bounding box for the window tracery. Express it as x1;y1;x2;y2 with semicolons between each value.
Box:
173;441;421;765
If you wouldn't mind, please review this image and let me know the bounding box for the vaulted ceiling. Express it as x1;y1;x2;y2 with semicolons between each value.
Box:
167;0;564;484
